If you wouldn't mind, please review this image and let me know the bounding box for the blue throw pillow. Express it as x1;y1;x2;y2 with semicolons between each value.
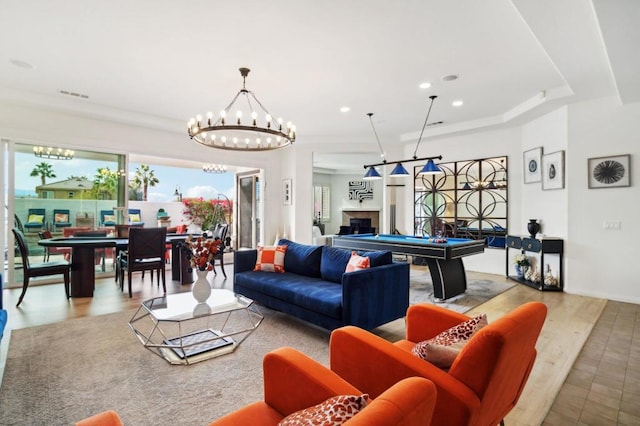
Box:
320;246;393;283
320;246;352;283
278;239;323;278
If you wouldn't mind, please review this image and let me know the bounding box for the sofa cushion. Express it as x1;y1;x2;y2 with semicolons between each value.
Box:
279;394;370;426
278;239;323;278
412;314;488;369
345;252;370;273
321;246;393;283
235;272;343;319
254;245;287;273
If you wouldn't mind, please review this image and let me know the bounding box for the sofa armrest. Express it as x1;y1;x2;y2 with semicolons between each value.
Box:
330;326;481;426
263;347;361;416
341;262;410;330
406;304;471;342
233;249;258;274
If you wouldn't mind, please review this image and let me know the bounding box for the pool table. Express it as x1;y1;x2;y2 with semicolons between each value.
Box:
332;234;485;300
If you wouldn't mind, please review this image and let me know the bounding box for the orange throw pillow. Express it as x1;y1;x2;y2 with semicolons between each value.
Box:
254;245;287;273
345;252;370;273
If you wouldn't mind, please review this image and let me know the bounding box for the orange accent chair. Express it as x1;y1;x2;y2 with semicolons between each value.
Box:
209;347;437;426
330;302;547;426
75;410;123;426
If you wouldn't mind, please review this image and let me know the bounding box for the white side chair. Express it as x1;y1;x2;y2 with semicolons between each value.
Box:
312;226;328;245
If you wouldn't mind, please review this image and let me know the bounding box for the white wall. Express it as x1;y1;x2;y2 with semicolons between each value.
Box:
521;107;569;239
565;97;639;303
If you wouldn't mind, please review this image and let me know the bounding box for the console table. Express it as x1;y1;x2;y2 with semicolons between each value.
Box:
505;235;563;291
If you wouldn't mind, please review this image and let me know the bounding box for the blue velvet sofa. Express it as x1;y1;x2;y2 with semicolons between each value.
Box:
233;239;410;331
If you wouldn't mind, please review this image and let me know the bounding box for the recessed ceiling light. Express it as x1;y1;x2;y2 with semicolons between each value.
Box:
340;106;351;113
10;59;34;69
452;100;464;107
419;82;431;89
58;89;89;99
442;74;459;82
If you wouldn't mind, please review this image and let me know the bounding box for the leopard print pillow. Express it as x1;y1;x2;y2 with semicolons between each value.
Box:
278;394;370;426
412;314;488;369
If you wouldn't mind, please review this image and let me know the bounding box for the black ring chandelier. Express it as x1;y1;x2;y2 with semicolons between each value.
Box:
188;68;296;152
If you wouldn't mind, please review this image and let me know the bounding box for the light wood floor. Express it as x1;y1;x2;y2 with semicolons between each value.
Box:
0;265;609;425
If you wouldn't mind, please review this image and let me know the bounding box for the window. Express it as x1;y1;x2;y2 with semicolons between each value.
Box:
314;185;330;221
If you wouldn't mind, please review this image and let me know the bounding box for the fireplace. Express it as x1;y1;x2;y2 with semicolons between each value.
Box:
342;210;379;233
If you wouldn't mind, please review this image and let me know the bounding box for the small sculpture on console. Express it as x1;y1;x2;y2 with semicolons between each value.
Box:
527;219;540;238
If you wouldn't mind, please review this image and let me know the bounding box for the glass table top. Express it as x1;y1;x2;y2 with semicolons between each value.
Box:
142;290;252;321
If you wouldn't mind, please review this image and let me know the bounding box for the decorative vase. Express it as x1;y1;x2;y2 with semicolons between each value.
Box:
527;219;540;238
515;264;525;278
192;269;212;303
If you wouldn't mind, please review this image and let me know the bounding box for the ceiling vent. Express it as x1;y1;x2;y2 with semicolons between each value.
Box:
58;90;89;99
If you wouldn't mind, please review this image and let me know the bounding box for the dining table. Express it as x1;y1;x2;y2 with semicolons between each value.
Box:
38;234;193;297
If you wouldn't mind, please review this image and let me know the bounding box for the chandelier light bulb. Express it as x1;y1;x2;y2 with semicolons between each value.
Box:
196;114;202;122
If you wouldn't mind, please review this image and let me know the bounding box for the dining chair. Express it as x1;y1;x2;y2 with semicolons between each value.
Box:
38;230;71;262
118;227;167;297
211;223;229;278
114;224;144;282
52;209;72;230
24;208;47;231
12;228;70;307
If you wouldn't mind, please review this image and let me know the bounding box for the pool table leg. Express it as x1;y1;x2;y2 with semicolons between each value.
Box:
425;258;467;300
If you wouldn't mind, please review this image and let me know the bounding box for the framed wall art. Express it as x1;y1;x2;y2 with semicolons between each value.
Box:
348;180;373;201
588;154;630;189
523;147;542;184
542;150;565;190
282;178;292;205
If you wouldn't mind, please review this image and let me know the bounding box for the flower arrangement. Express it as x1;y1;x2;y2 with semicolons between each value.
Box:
514;251;530;267
180;235;220;271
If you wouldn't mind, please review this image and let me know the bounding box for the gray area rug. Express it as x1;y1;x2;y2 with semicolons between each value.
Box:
0;275;513;425
409;268;514;313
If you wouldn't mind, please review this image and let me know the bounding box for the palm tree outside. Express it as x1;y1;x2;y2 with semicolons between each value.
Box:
133;164;159;201
30;162;56;187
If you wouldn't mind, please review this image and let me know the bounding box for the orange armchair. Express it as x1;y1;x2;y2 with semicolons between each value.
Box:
209;347;437;426
330;302;547;426
75;410;123;426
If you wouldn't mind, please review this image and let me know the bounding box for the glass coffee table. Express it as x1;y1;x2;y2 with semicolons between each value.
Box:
129;289;263;365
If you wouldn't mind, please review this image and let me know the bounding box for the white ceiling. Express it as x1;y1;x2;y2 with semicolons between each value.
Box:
0;1;638;173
